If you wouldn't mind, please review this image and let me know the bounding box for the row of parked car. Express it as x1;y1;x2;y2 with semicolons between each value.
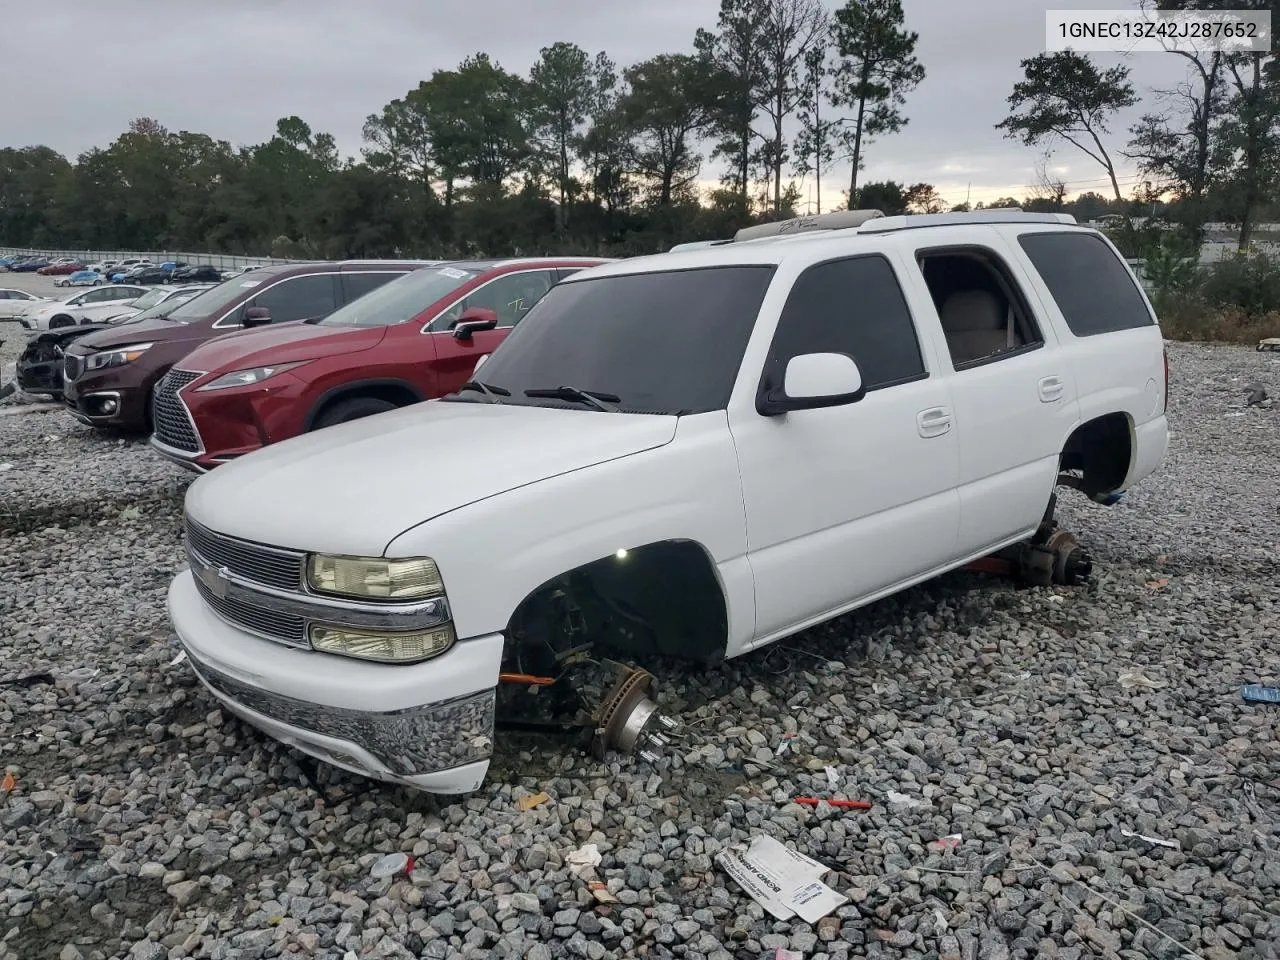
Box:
0;253;245;285
7;254;610;471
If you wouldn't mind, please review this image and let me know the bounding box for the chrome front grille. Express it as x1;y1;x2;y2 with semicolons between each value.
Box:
63;354;83;381
184;517;305;591
152;369;203;452
191;572;308;645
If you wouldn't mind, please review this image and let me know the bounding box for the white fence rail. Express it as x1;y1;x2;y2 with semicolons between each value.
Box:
0;247;300;272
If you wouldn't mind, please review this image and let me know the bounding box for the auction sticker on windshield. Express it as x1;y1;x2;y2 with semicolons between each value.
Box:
240;280;262;287
438;267;469;279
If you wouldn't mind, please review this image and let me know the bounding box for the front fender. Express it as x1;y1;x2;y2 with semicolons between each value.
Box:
383;412;757;655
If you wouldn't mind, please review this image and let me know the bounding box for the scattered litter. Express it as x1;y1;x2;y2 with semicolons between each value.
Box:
587;880;617;904
118;506;141;521
773;950;804;960
928;834;962;851
1120;827;1180;850
565;842;601;878
885;791;924;808
1118;670;1167;690
1;771;15;793
716;834;847;922
793;796;872;811
824;766;840;788
369;852;414;878
170;650;188;666
0;463;11;472
55;667;99;684
1242;685;1280;704
776;733;795;756
1145;577;1169;590
518;791;550;811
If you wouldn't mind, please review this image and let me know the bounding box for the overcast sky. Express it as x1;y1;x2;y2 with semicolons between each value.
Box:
6;0;1190;209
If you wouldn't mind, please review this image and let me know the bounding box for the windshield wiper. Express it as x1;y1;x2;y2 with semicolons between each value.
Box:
524;385;620;412
457;379;511;403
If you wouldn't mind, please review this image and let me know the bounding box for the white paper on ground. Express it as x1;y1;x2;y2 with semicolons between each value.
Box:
1120;827;1180;849
715;834;848;922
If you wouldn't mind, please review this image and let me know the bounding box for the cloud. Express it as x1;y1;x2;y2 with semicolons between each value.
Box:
4;0;1192;200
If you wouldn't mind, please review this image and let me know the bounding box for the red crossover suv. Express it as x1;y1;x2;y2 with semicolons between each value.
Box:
149;257;610;471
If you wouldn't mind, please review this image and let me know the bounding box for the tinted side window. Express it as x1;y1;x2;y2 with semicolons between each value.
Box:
341;270;402;304
252;274;338;323
1017;232;1154;336
766;255;926;392
432;270;558;330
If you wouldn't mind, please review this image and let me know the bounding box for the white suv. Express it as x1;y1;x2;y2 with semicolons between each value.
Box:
167;210;1169;794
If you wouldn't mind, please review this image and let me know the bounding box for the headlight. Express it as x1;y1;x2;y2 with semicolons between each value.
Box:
307;554;444;600
308;623;456;663
196;361;310;392
86;343;153;370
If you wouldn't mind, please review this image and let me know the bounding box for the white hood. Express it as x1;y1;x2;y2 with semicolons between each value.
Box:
184;400;679;556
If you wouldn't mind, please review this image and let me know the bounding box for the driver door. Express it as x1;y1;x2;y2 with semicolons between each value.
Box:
427;269;558;393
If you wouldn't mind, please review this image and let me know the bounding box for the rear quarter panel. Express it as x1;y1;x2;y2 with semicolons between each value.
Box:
1008;226;1168;487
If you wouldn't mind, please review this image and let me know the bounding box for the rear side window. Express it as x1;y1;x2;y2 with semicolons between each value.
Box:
767;255;926;392
1017;232;1154;336
252;274;339;323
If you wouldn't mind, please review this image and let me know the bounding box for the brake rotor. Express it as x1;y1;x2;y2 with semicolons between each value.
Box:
590;666;676;762
1045;529;1092;585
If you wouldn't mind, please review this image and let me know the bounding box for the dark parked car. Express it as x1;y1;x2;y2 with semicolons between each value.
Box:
130;265;171;285
63;260;433;430
11;258;51;273
171;264;222;283
16;286;213;398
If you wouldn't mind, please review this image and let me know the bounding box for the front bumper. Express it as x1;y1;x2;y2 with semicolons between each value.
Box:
164;373;310;470
63;366;149;429
167;570;502;793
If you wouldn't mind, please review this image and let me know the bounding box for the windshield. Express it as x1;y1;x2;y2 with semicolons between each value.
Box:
451;265;777;415
128;288;169;311
165;273;269;323
315;265;479;328
112;291;202;324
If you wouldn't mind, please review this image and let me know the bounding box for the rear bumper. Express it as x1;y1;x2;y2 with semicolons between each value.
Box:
1128;415;1169;489
167;570;500;793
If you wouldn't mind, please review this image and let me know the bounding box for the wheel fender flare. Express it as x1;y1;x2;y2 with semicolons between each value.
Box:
303;378;426;431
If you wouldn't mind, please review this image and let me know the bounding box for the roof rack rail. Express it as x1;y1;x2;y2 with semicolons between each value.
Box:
858;210;1077;233
731;209;886;242
668;239;734;253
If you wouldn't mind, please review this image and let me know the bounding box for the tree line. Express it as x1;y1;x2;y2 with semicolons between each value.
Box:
1;0;1277;261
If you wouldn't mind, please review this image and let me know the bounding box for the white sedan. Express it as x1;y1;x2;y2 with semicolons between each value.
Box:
19;284;152;332
0;288;50;321
104;283;215;323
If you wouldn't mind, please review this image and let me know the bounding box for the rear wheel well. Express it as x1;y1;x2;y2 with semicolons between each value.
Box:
504;540;729;673
1059;413;1133;498
308;381;422;429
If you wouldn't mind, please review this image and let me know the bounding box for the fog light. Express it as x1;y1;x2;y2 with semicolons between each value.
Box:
308;623;456;663
100;398;118;414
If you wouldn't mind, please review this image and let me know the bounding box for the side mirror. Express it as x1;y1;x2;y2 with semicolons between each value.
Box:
453;306;499;341
757;352;866;416
243;306;271;328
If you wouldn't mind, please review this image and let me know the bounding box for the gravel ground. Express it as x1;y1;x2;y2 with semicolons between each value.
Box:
1;337;1278;960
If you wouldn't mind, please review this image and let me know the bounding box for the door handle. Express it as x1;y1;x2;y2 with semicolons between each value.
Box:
916;407;952;438
1038;376;1065;402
